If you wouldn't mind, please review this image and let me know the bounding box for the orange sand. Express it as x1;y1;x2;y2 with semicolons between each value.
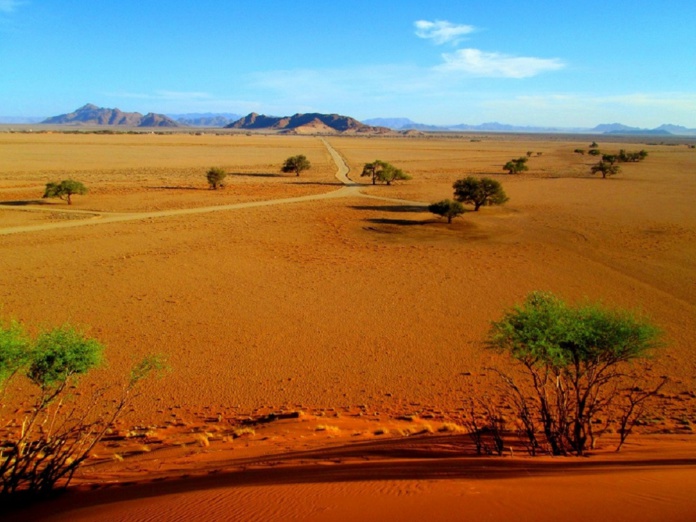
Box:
1;131;695;519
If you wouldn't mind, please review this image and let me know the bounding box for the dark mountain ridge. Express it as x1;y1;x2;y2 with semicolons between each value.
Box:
227;112;391;134
42;104;181;127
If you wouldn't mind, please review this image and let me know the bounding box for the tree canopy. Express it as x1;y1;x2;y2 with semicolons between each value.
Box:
453;177;508;211
361;160;411;185
42;179;87;205
428;199;465;223
591;160;620;178
206;167;227;189
488;291;662;455
503;157;528;175
0;320;165;498
281;154;311;176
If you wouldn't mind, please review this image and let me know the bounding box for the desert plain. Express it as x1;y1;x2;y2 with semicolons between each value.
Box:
1;130;695;520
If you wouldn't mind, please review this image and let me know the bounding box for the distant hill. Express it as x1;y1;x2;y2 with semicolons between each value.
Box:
227;112;391;134
604;129;673;136
169;112;242;127
42;104;181;127
0;116;45;124
363;117;570;133
591;123;639;133
364;117;696;135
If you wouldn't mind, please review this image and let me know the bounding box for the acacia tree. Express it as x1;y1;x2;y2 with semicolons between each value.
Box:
428;199;465;224
361;160;411;185
377;163;411;185
42;180;87;205
281;154;311;176
206;167;227;189
361;160;383;185
0;322;165;498
591;161;620;179
488;292;663;456
618;149;648;162
503;157;528;175
453;177;508;211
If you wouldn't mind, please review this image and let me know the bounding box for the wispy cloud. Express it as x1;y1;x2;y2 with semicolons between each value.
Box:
437;49;565;78
0;0;25;14
414;20;475;45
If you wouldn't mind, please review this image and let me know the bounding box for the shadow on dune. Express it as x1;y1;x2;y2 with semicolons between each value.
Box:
7;434;696;519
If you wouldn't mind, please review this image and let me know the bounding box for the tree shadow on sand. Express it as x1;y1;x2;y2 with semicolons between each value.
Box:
351;205;428;213
231;172;283;178
145;186;205;191
0;199;50;206
363;217;430;227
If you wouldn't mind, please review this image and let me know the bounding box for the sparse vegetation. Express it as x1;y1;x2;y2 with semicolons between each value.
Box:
591;161;621;178
453;177;508;211
281;154;311;177
42;179;87;205
503;157;528;175
588;148;601;156
428;199;465;223
618;149;648;162
0;321;165;498
206;167;227;189
574;148;585;155
488;291;664;456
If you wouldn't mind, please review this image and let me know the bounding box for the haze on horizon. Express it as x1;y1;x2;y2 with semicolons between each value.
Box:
1;0;694;128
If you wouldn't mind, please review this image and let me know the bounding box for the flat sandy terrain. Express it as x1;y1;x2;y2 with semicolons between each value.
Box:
1;131;695;520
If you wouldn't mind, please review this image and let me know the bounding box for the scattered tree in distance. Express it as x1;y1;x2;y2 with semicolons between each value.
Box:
453;177;509;211
361;160;411;185
618;149;648;162
503;157;529;174
281;154;311;176
42;179;87;205
206;167;227;190
428;199;465;223
591;161;621;178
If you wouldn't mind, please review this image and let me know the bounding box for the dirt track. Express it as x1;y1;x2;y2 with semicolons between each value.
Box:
0;139;425;236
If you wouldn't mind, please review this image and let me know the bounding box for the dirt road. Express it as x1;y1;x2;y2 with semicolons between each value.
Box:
0;138;425;236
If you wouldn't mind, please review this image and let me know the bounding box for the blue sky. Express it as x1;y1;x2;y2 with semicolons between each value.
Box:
1;0;695;127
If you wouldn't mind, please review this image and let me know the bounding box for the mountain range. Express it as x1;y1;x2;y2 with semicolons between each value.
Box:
362;118;696;136
7;105;694;136
42;104;181;127
226;112;391;134
168;112;242;127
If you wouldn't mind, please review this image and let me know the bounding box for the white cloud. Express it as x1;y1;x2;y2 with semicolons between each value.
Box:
414;20;475;45
437;48;565;78
0;0;24;13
